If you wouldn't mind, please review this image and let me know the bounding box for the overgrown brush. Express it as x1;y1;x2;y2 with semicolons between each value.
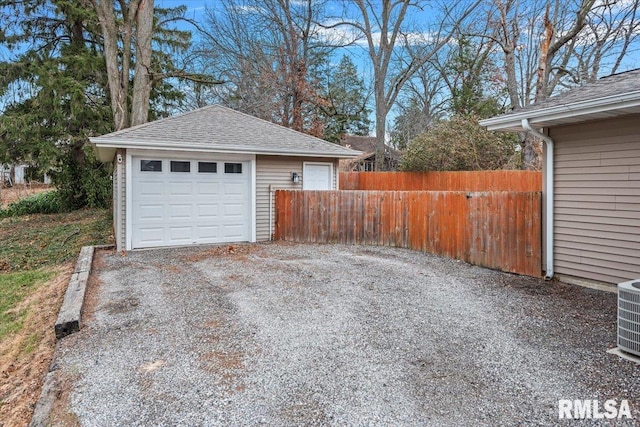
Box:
0;191;65;217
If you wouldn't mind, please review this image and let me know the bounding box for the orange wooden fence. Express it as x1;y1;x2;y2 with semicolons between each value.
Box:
339;171;542;192
275;190;542;277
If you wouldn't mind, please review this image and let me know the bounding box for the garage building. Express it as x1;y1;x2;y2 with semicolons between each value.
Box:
91;104;359;251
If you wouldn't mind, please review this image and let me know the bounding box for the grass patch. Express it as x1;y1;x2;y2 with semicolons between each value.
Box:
0;206;113;426
0;270;55;341
0;190;64;217
20;331;42;355
0;208;113;272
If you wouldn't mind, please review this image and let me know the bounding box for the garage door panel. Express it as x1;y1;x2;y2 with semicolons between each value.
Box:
197;225;220;239
138;181;164;196
197;204;219;218
221;224;246;239
169;181;194;195
138;204;164;220
223;182;246;196
169;226;193;241
198;182;220;195
138;228;164;244
168;204;193;220
223;203;246;217
132;156;250;249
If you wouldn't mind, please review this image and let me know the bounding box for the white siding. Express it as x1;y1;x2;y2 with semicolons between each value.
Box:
114;149;126;251
256;156;338;241
550;114;640;284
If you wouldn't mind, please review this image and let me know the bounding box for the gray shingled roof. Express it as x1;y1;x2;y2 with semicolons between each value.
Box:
91;104;360;159
340;135;401;160
480;69;640;132
515;69;640;114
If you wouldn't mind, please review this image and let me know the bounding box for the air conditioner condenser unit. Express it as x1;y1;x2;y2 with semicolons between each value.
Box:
618;279;640;357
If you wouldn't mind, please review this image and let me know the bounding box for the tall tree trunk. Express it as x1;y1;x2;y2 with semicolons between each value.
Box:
291;59;306;132
131;0;154;126
536;0;595;102
535;5;554;102
95;1;130;130
90;0;142;131
374;80;387;171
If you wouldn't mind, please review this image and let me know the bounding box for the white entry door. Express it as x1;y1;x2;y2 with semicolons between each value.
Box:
303;162;333;190
131;155;251;249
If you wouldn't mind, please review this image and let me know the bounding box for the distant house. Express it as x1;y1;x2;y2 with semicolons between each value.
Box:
0;164;51;186
0;164;26;186
480;69;640;287
339;135;400;171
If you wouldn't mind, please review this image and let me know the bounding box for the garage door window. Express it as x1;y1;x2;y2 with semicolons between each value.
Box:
140;160;162;172
224;163;243;174
198;162;217;173
170;161;191;173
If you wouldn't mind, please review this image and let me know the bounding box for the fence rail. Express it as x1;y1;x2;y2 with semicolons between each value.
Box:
275;190;542;277
339;171;542;192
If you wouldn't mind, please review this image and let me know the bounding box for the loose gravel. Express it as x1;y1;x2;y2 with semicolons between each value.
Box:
53;243;640;426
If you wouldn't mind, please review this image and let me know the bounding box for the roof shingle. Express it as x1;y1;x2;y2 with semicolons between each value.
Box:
480;69;640;131
508;68;640;116
91;104;360;158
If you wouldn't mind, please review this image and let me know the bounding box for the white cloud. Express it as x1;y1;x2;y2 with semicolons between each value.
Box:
314;19;438;48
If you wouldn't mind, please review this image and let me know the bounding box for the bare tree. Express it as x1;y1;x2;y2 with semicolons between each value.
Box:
325;0;479;170
483;0;597;168
572;0;640;83
200;0;330;134
390;64;448;150
535;0;595;102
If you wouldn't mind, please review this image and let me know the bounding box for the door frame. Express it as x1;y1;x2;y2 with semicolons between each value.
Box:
126;149;256;250
302;161;334;190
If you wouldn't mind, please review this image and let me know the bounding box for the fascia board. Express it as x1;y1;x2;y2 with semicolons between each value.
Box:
89;138;362;159
479;91;640;131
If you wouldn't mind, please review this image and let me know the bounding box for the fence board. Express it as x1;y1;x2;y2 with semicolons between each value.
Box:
339;171;542;192
275;190;542;277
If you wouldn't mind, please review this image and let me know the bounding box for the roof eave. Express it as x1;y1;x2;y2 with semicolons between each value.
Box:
89;138;361;160
479;90;640;132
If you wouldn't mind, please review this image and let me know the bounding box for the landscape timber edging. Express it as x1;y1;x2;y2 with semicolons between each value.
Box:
53;245;94;339
54;244;113;339
30;244;114;427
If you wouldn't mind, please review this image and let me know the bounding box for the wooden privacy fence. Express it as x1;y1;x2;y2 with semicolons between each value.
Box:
339;171;542;192
275;190;542;277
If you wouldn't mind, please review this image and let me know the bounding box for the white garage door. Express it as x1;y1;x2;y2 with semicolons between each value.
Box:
131;156;251;249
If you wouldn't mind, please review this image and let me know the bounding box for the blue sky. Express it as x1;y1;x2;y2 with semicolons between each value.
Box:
158;0;208;22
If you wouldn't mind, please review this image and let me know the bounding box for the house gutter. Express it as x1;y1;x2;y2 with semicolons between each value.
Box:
481;90;640;131
521;118;554;280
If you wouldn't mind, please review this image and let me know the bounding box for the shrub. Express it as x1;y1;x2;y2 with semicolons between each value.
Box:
400;114;517;171
50;144;112;210
0;191;65;217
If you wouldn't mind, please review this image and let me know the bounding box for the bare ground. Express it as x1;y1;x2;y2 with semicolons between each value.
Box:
0;265;71;427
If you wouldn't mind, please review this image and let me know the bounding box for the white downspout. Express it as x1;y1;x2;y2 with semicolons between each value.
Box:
521;119;554;280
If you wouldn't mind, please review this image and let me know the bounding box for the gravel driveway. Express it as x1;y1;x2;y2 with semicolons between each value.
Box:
53;243;640;426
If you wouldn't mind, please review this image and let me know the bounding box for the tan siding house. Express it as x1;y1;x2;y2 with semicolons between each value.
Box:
481;69;640;287
91;105;358;251
550;115;640;284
